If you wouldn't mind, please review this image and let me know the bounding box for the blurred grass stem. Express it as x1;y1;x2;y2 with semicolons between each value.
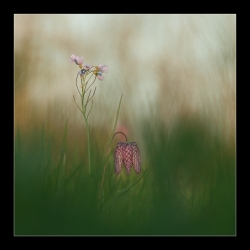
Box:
100;94;123;195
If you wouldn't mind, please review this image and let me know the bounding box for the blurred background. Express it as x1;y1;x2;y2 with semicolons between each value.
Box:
14;14;236;235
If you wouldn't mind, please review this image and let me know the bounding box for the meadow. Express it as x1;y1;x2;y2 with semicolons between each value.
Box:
14;14;236;236
14;116;235;235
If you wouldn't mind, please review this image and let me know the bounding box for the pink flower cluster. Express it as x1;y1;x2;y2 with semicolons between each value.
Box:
69;54;109;81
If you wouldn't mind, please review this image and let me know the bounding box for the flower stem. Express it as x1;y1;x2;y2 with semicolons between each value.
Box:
85;119;91;174
99;94;123;197
81;75;91;174
109;131;128;145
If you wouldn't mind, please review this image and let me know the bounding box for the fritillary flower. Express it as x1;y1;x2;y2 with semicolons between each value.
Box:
69;54;84;68
114;142;141;175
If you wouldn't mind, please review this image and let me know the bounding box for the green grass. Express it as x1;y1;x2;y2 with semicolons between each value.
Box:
14;117;235;236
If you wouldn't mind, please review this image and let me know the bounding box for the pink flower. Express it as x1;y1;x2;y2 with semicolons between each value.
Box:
114;142;141;175
83;64;91;70
78;64;92;78
98;65;109;73
93;65;109;81
69;54;84;66
97;72;104;81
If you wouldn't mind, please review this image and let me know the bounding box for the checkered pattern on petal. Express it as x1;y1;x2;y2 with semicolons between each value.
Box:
114;142;124;175
114;141;142;175
123;143;133;174
131;142;141;174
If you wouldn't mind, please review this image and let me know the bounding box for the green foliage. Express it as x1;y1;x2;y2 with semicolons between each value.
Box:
14;116;235;235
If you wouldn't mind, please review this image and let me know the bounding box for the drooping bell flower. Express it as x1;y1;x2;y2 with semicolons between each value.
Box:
114;142;141;175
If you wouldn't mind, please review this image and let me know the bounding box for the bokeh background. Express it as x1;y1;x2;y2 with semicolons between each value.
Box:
14;14;236;235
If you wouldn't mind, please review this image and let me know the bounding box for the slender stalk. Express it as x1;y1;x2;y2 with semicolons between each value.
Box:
100;94;123;195
72;66;101;175
73;95;84;114
82;75;91;174
75;74;81;97
110;131;128;144
87;100;94;119
108;94;123;146
85;120;91;174
85;76;96;92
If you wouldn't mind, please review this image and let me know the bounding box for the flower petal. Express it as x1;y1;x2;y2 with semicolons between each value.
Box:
83;63;91;70
100;65;109;73
76;56;83;65
69;54;77;62
97;73;104;81
114;142;124;175
123;143;133;174
131;142;141;174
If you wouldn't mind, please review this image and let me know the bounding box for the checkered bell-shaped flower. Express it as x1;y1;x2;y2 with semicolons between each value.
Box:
114;142;141;175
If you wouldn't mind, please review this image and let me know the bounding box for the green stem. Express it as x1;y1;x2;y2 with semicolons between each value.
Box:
81;75;91;174
85;119;91;174
100;94;123;193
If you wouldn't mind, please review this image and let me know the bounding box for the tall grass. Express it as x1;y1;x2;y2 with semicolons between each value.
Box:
14;15;235;235
14;115;235;235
